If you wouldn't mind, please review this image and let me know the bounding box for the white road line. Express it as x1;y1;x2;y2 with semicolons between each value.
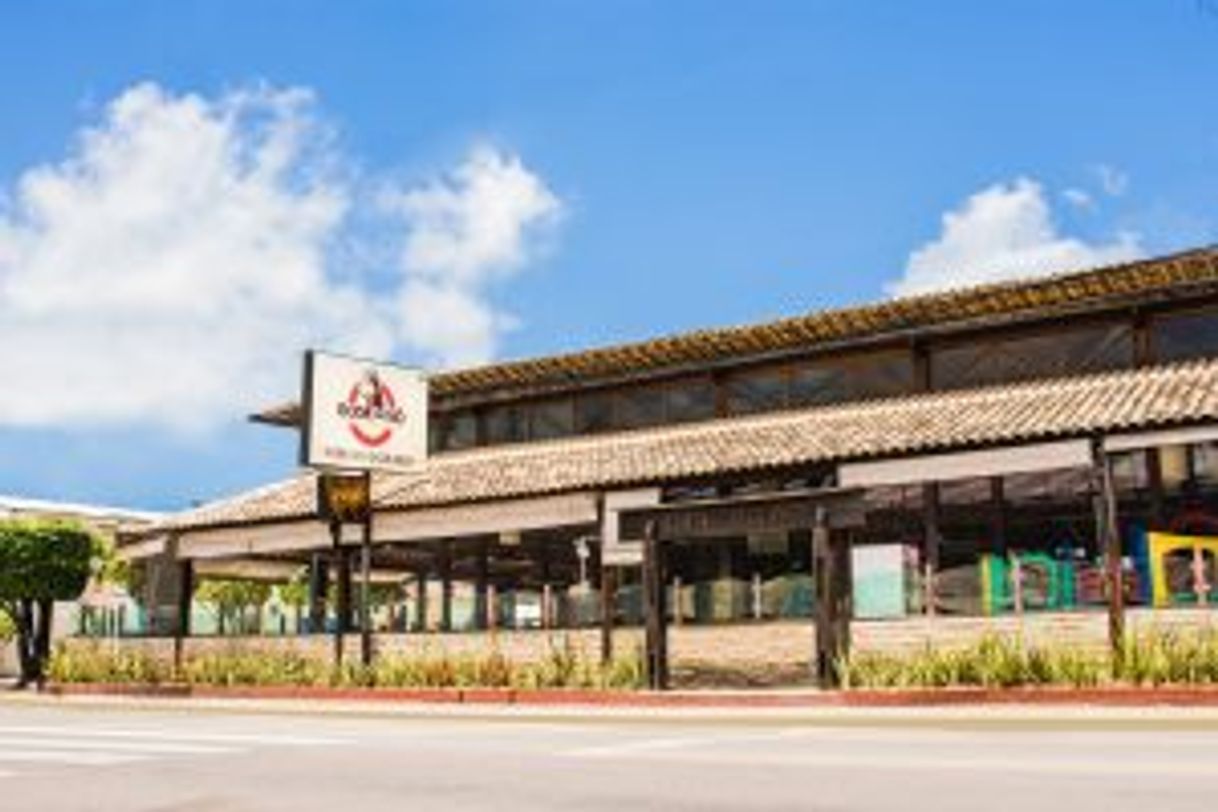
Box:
0;725;347;747
567;746;1218;777
0;749;149;766
0;736;239;755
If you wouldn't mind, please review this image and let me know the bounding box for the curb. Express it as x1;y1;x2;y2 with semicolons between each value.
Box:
39;683;1218;708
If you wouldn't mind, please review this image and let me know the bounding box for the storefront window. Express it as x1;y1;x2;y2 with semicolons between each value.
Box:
434;411;477;451
725;366;787;415
530;398;575;440
930;322;1132;391
615;386;667;429
666;377;717;423
1153;307;1218;363
484;404;527;445
575;391;614;434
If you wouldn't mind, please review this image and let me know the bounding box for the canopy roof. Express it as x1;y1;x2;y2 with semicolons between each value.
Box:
145;358;1218;537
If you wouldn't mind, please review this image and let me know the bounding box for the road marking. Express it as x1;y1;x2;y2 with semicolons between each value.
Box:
0;725;347;747
567;745;1218;777
0;736;238;755
0;749;149;766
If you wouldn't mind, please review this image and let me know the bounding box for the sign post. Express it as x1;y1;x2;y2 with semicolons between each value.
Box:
301;350;428;669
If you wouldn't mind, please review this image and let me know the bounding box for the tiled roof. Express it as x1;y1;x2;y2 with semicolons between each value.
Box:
252;247;1218;425
152;359;1218;535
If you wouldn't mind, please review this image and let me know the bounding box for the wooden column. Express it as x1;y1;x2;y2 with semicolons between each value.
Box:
599;563;616;665
922;482;942;617
812;508;849;688
1096;446;1126;655
172;559;194;673
307;552;329;634
330;521;346;667
642;521;669;690
359;472;374;668
474;539;490;631
414;571;428;631
439;541;453;632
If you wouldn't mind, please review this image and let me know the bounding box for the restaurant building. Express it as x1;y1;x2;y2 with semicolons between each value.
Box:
120;246;1218;687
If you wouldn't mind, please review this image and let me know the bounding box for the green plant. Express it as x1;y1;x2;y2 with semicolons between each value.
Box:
0;518;104;685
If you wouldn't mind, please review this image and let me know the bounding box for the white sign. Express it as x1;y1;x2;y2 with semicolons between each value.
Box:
300;350;428;473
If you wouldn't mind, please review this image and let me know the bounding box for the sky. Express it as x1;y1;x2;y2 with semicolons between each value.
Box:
1;1;1217;511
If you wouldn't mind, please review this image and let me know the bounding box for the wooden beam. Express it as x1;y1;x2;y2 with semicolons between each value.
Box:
922;482;941;617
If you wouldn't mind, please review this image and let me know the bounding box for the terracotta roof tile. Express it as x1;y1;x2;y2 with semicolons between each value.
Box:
154;359;1218;534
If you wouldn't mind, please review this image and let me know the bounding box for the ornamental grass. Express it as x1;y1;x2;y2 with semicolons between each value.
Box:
840;628;1218;689
48;639;645;691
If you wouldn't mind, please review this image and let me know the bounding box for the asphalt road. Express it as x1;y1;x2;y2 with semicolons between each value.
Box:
2;700;1218;811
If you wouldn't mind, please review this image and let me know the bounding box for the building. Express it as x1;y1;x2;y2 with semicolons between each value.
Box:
121;246;1218;687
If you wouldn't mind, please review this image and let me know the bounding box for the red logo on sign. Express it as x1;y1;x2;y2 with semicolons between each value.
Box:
335;370;407;448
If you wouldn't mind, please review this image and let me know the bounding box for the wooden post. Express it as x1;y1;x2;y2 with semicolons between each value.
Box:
359;471;374;668
813;508;852;686
414;571;428;632
600;563;616;665
922;482;941;617
474;538;490;631
439;542;453;632
642;521;668;690
308;552;328;634
330;520;346;668
1096;445;1126;656
172;559;194;674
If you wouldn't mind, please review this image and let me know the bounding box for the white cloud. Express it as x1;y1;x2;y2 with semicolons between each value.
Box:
382;146;562;368
889;178;1144;297
1062;187;1094;210
0;83;562;430
1094;163;1129;197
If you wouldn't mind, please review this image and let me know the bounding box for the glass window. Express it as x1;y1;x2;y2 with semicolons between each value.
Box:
791;351;913;407
725;367;787;415
484;404;527;445
1154;308;1218;363
530;398;574;440
575;391;614;434
615;386;666;429
666;377;717;423
435;411;477;451
931;323;1132;390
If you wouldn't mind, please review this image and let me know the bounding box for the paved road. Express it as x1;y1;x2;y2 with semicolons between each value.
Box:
2;700;1218;811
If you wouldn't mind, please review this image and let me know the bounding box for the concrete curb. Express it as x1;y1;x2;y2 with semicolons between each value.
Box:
37;682;1218;708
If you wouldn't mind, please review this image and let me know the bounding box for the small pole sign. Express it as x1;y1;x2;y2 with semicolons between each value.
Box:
299;350;428;473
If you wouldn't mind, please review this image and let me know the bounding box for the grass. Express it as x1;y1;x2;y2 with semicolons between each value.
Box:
47;638;646;691
840;629;1218;689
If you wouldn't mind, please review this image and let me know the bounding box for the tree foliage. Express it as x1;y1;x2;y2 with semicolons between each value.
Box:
195;578;272;635
0;518;103;686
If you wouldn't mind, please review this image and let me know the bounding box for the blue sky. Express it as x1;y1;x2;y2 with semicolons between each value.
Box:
1;1;1216;510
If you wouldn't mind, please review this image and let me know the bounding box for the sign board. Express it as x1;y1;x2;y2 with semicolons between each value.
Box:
300;350;428;473
317;473;371;523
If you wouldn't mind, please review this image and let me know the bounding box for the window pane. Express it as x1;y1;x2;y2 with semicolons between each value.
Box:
666;377;717;422
530;398;574;440
931;323;1132;390
615;387;666;429
1154;308;1218;362
725;367;787;415
576;391;614;434
790;365;845;407
484;404;527;445
437;411;477;450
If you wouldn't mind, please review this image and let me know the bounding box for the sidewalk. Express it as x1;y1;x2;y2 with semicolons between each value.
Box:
9;684;1218;727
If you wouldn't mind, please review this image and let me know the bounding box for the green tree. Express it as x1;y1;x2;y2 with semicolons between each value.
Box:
0;519;103;686
195;578;272;635
277;569;310;633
